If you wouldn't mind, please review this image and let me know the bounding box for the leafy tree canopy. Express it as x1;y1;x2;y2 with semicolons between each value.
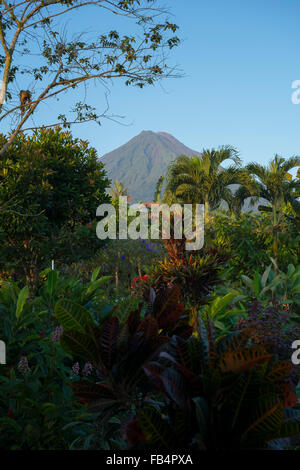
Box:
0;126;111;292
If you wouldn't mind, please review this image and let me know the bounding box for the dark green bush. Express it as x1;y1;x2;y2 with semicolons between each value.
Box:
0;127;110;295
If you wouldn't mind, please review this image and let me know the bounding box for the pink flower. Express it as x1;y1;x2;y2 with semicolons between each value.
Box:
82;362;93;377
72;362;80;375
18;356;30;375
52;326;64;342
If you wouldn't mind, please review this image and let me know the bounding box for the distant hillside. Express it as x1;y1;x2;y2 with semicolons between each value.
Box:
101;130;265;210
101;131;201;202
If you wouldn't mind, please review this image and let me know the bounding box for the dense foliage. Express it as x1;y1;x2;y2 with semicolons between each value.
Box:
0;136;299;450
0;128;110;295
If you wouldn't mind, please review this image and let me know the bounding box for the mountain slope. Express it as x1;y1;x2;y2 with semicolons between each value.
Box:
101;130;201;202
101;130;264;211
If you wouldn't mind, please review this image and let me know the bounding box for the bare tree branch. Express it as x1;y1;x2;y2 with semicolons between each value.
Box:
0;0;182;153
0;61;63;154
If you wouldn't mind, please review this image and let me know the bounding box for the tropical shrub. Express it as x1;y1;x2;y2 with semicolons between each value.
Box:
0;127;110;295
0;280;93;449
53;287;191;431
196;291;245;335
35;268;112;315
66;238;163;294
235;300;300;389
236;263;300;314
0;269;124;449
151;235;227;307
211;212;270;276
0;338;90;450
127;322;300;450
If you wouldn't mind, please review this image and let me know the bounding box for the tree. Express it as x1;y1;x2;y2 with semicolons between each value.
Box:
244;155;300;263
153;175;164;202
288;167;300;222
224;183;255;218
165;146;244;223
0;127;111;295
0;0;180;155
109;180;130;200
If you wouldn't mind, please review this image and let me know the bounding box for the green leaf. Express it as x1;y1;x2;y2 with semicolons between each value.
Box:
279;422;300;438
210;292;237;318
47;270;59;296
197;318;209;367
54;299;94;333
193;397;209;440
16;285;29;318
98;305;115;325
287;264;296;278
40;267;51;278
88;398;119;412
91;267;101;282
253;271;260;297
214;319;227;331
241;275;253;290
86;276;112;295
242;395;284;443
137;407;172;448
61;330;99;365
261;265;272;288
270;257;279;273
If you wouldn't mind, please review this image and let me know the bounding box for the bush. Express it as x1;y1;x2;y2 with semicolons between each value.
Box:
211;211;270;277
235;300;300;389
66;238;163;295
151;235;227;308
0;271;116;449
127;322;300;450
0;281;87;449
0;127;110;296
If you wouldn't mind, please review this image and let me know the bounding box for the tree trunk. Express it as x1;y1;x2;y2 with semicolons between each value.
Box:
204;198;210;225
26;265;40;300
272;205;279;271
115;265;119;288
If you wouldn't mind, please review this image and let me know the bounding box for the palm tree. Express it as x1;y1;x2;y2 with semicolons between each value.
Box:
153;176;164;203
224;184;256;218
242;155;300;262
108;180;130;200
165;146;244;222
288;167;300;218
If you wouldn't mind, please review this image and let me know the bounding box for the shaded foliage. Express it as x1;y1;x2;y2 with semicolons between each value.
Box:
128;322;300;450
0;128;110;295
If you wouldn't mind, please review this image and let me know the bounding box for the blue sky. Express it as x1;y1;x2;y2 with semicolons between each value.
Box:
8;0;300;169
78;0;300;168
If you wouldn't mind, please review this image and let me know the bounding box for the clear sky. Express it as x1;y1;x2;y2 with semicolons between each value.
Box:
80;0;300;167
8;0;300;168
